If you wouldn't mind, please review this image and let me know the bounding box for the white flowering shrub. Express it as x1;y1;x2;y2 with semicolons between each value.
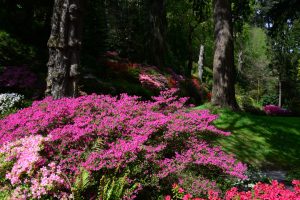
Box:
0;93;24;114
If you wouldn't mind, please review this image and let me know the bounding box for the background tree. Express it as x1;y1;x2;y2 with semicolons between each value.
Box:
235;24;274;107
167;0;212;77
1;0;299;112
146;0;167;68
255;0;300;110
211;0;239;110
46;0;83;99
0;0;52;67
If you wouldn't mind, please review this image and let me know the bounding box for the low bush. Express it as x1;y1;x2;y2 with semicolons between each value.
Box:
0;89;246;199
0;66;37;90
263;104;291;116
0;93;24;115
0;31;36;66
260;94;278;106
166;180;300;199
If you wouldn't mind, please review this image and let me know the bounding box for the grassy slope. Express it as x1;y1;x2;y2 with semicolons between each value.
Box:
197;104;300;171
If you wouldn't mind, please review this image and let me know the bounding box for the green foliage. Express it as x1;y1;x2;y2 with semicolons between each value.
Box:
0;108;18;119
72;168;92;200
260;94;278;106
97;169;139;200
236;95;262;114
167;0;214;74
287;169;300;182
0;153;13;199
0;30;35;65
0;190;9;200
232;0;255;32
235;23;279;107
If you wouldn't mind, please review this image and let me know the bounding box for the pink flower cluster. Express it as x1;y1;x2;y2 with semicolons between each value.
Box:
1;135;47;185
0;136;67;199
166;180;300;200
0;89;246;198
263;105;291;115
139;73;169;90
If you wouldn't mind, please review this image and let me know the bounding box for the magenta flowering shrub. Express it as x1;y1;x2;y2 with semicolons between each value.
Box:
0;66;37;89
166;180;300;200
0;89;247;199
263;104;291;115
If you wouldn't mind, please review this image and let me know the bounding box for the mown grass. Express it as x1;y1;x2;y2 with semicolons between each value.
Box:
197;104;300;172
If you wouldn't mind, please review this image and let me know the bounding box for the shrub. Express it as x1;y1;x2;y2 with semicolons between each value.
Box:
0;31;36;65
263;104;291;116
260;94;278;106
0;89;247;199
0;66;37;90
235;95;263;115
0;93;24;115
166;180;300;199
138;72;168;90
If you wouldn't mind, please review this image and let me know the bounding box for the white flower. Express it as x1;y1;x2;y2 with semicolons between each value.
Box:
0;93;24;114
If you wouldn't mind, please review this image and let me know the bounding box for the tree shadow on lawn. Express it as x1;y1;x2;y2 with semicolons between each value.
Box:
212;110;300;172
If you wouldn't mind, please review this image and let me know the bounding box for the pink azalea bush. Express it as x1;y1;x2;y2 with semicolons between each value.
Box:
0;66;37;89
167;180;300;200
263;104;291;115
0;136;68;199
0;89;247;199
139;73;169;90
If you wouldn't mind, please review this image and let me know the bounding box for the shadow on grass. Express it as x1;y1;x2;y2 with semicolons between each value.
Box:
211;109;300;171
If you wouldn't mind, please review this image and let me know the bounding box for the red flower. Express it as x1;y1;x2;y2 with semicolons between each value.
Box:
165;195;171;200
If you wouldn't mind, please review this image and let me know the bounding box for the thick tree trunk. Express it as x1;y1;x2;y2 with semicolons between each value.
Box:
46;0;83;99
211;0;239;110
148;0;166;68
198;44;204;81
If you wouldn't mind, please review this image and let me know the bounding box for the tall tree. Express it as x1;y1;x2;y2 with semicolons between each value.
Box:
46;0;83;99
211;0;239;110
147;0;167;68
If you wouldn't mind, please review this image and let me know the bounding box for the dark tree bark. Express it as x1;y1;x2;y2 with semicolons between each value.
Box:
148;0;166;68
211;0;239;110
46;0;83;99
187;24;196;77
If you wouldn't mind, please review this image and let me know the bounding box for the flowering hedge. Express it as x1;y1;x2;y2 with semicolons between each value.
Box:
166;180;300;200
0;89;246;199
263;105;291;116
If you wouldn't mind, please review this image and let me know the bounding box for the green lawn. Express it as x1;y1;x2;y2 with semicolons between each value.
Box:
197;104;300;172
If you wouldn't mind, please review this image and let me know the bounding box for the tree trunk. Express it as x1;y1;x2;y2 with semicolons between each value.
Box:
46;0;83;99
211;0;239;110
187;24;195;77
148;0;166;68
237;50;243;72
278;80;282;107
198;44;204;81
